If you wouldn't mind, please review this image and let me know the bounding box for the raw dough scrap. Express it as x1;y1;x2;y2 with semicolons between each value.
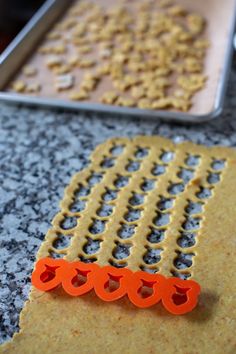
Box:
1;136;236;354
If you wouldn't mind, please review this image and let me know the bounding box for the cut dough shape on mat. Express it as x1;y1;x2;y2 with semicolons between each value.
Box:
1;136;236;354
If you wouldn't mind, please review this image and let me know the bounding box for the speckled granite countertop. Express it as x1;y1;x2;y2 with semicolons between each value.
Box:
1;59;236;344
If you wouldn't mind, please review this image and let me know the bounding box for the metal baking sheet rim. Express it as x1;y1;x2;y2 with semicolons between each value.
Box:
0;0;235;124
0;92;223;123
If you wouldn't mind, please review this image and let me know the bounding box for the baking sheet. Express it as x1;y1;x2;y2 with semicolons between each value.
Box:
0;0;235;123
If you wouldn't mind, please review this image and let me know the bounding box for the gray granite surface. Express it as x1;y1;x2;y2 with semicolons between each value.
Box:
0;59;236;344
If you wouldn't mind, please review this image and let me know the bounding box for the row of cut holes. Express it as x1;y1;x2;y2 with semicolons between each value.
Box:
110;189;149;267
101;142;150;171
172;199;202;279
59;171;105;230
101;145;175;172
133;147;175;163
110;148;178;267
171;161;203;266
140;157;201;273
109;148;175;266
163;157;203;273
173;159;225;279
142;196;174;273
109;145;178;179
111;146;182;268
52;170;106;258
49;169;100;255
80;168;137;262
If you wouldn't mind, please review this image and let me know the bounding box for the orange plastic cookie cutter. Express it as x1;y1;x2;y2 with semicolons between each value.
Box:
92;265;132;302
31;257;67;292
62;261;99;296
127;271;165;308
31;258;201;315
161;277;201;315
